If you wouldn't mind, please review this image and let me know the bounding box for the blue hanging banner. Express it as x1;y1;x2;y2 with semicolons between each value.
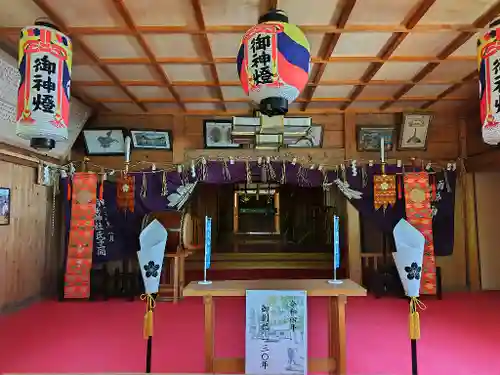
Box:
205;216;212;270
333;215;340;270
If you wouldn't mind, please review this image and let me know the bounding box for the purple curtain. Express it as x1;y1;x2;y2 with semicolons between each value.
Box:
345;164;456;256
61;162;456;264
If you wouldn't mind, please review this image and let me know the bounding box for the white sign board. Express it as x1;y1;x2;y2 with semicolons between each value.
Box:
245;290;307;375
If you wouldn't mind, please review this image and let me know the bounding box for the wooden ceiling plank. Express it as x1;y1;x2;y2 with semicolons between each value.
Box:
342;0;436;111
96;95;469;104
94;55;475;65
380;1;500;111
31;0;147;112
97;107;418;116
112;0;185;111
420;70;478;109
191;0;227;112
301;0;357;111
73;78;472;87
0;24;484;36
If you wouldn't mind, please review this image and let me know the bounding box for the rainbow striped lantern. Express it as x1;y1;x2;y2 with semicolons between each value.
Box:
478;18;500;145
17;21;72;150
237;9;310;116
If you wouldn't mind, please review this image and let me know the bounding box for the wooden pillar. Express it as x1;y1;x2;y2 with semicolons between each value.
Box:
233;191;239;233
464;173;481;290
458;118;481;291
274;191;280;234
344;111;362;283
346;202;362;284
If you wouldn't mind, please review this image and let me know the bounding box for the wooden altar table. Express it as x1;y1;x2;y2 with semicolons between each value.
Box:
183;279;367;375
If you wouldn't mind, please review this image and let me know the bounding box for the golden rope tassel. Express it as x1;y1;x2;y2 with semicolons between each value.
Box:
141;294;156;339
409;297;426;340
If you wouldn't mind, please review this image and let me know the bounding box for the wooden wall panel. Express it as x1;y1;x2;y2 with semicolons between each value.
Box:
474;172;500;290
0;161;55;312
354;112;460;161
71;111;465;291
74;114;346;170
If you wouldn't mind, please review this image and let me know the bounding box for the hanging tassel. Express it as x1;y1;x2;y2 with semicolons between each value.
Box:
267;158;276;181
397;175;403;200
141;294;156;339
222;160;231;181
280;161;286;184
246;161;252;184
409;297;426;340
141;173;148;199
201;158;208;181
341;164;348;186
161;171;168;197
361;164;368;188
431;175;436;201
67;177;72;201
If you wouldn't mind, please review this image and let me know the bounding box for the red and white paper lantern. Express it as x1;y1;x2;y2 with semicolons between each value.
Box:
16;21;72;150
478;18;500;145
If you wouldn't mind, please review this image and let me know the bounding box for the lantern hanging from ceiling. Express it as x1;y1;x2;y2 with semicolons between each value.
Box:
478;18;500;145
237;9;310;116
16;20;72;150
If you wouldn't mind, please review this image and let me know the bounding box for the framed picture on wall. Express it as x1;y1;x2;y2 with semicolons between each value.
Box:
82;128;126;156
398;112;432;150
203;120;242;149
130;129;173;150
0;187;11;225
357;126;395;152
288;124;324;148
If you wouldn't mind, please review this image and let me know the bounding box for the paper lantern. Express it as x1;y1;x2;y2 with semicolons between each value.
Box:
17;20;72;150
237;10;310;116
478;18;500;145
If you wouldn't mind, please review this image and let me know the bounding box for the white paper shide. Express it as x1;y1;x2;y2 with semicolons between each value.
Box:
137;219;168;294
246;290;307;375
392;219;425;298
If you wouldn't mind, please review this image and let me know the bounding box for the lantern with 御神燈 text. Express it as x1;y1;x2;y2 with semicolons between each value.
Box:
478;17;500;145
236;9;310;116
16;20;72;150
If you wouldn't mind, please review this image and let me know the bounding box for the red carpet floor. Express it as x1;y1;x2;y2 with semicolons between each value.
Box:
0;291;499;374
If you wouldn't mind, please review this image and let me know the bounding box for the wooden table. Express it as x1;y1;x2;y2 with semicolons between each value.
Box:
183;279;367;375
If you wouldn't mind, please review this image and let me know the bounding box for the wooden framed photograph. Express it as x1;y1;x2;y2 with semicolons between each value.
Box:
398;112;432;150
0;187;11;225
288;124;324;148
130;129;173;150
204;120;242;149
357;126;395;152
83;128;126;156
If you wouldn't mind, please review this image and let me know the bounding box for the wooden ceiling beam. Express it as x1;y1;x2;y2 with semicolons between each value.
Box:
112;0;185;111
93;95;469;104
94;107;418;116
260;0;279;14
301;0;357;111
72;78;477;88
343;0;437;111
31;0;147;112
92;55;475;65
191;0;226;112
0;24;486;36
380;1;500;111
421;70;478;109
